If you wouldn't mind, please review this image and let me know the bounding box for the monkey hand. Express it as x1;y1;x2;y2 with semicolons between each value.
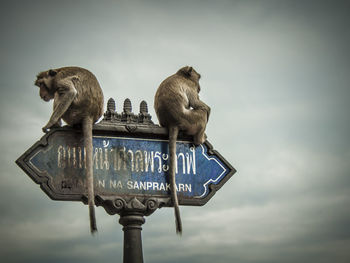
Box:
42;126;50;133
42;118;63;133
42;122;55;133
206;106;211;122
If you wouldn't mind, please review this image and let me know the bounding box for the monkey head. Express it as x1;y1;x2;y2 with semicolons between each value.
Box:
34;69;57;102
177;66;201;93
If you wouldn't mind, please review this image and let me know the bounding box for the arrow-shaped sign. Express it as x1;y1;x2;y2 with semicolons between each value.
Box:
17;128;236;206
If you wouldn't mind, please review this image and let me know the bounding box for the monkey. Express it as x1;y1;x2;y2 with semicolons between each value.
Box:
35;66;104;234
154;66;211;234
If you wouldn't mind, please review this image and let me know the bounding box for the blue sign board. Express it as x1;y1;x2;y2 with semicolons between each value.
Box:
17;128;235;206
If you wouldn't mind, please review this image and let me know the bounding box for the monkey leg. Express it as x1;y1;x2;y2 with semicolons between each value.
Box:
181;109;208;145
193;125;207;145
190;100;211;122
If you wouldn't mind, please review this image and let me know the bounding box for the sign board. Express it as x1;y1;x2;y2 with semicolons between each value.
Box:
17;98;236;214
16;127;235;206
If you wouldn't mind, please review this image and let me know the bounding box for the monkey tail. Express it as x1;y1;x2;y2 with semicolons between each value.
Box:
169;126;182;235
83;117;98;234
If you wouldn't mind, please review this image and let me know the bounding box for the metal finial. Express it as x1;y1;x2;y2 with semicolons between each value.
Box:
123;98;132;113
107;98;116;113
139;100;148;114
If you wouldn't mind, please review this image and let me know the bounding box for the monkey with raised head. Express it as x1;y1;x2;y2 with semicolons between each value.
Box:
35;66;104;234
154;66;211;234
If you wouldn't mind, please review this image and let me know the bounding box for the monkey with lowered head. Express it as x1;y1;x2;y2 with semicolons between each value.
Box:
35;66;104;234
154;66;211;234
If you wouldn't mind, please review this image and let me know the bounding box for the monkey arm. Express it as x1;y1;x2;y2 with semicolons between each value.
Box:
42;79;77;132
202;102;211;121
189;96;211;121
51;98;63;128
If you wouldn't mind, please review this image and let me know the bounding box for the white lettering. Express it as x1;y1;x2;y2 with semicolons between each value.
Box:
178;183;185;192
153;182;159;190
159;183;166;191
186;147;196;174
56;144;197;175
110;180;117;188
185;184;192;192
98;180;105;188
127;180;133;189
144;151;154;172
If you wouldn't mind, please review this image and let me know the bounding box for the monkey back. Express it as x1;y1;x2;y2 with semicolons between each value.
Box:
55;67;104;125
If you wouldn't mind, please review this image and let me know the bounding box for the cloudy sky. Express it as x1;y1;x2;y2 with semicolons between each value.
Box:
1;0;349;262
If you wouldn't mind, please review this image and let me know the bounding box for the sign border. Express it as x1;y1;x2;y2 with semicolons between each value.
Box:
16;124;236;208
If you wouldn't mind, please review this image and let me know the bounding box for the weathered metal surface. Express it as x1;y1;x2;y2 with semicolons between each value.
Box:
16;98;236;214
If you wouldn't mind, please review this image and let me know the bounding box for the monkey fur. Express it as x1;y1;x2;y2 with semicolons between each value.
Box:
35;66;104;234
154;66;211;234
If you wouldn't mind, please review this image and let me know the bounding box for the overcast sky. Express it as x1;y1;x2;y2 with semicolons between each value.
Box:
1;0;350;262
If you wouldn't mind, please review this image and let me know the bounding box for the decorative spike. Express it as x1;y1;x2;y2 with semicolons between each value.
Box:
102;98;154;125
139;100;148;114
123;98;132;113
107;98;116;113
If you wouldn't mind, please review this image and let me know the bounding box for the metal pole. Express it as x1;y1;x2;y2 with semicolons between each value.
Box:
119;212;145;263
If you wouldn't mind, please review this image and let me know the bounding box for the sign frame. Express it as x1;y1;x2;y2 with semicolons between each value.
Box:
16;98;236;216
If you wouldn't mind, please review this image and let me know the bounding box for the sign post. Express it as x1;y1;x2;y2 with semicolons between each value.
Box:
16;98;236;263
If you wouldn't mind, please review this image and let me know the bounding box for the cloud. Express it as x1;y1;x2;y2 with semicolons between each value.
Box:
1;0;350;262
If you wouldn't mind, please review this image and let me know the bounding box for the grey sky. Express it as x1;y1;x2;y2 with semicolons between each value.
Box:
1;0;349;262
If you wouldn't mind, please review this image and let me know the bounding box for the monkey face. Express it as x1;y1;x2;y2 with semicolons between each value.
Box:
39;85;54;101
35;78;54;102
192;70;201;82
